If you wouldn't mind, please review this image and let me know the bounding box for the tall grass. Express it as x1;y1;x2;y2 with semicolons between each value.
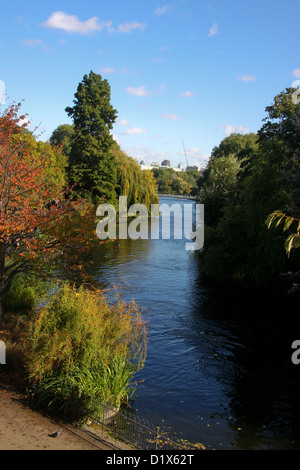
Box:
24;282;147;421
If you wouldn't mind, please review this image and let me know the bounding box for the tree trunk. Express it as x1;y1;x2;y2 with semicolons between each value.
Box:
0;298;4;325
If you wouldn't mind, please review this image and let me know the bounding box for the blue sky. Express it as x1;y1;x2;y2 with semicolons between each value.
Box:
1;0;300;168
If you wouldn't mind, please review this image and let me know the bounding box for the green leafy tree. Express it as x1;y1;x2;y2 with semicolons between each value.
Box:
259;88;300;218
111;142;159;208
258;87;300;154
262;88;300;291
211;132;259;161
50;124;74;157
151;168;200;195
200;132;258;189
199;154;243;227
200;89;300;291
66;71;118;204
266;211;300;255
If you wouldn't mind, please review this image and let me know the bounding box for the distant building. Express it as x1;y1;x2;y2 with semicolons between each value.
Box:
139;161;183;172
186;165;202;172
161;159;170;167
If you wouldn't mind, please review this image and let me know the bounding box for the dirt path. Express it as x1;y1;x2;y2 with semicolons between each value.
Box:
0;382;129;450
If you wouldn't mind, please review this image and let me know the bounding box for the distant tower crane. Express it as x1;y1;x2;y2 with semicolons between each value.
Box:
181;138;189;169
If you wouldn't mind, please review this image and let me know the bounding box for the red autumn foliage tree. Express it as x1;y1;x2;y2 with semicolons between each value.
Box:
0;103;98;324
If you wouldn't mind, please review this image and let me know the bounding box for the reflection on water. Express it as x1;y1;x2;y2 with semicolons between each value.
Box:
88;197;300;450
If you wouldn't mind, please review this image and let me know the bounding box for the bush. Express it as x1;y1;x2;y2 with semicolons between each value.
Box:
3;273;54;314
24;282;147;421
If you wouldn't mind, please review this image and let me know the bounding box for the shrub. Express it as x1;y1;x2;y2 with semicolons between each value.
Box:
24;282;147;421
3;273;55;314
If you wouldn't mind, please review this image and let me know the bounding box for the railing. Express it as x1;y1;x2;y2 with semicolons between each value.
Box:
90;400;199;450
158;193;197;200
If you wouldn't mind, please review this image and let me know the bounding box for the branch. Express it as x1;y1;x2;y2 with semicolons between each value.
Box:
266;210;300;256
4;259;29;290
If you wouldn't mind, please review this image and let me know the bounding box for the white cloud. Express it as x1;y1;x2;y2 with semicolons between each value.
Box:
189;146;201;154
179;91;195;98
42;11;112;35
125;86;151;97
155;5;169;15
99;67;115;75
123;145;169;164
122;127;148;135
156;82;167;95
224;124;249;137
112;134;122;145
237;74;256;82
162;113;179;120
117;118;129;126
42;11;147;36
293;69;300;78
150;134;164;139
179;146;201;157
201;154;211;163
20;38;43;46
20;38;50;50
208;22;219;37
99;67;129;76
117;22;146;34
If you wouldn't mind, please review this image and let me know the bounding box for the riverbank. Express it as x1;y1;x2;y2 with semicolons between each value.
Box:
0;375;131;450
158;193;197;200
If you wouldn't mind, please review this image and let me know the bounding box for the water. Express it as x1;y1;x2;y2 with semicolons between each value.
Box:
90;197;300;450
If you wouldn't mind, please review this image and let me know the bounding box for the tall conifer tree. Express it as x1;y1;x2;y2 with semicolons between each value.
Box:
66;71;118;204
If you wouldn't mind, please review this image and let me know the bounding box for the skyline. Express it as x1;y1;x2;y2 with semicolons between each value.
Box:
1;0;300;168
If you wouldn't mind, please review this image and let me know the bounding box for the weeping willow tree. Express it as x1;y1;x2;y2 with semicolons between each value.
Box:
111;141;159;210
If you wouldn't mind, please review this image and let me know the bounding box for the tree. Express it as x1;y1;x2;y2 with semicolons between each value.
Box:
259;88;300;218
210;132;259;162
199;89;300;291
151;167;199;195
200;133;259;189
262;88;300;291
258;87;300;154
111;141;159;208
65;71;118;204
50;124;74;157
0;103;97;324
199;154;243;227
266;211;300;255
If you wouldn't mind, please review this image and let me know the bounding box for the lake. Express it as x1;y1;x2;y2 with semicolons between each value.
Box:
90;196;300;450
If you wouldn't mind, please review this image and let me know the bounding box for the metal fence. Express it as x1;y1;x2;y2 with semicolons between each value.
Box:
90;400;199;450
